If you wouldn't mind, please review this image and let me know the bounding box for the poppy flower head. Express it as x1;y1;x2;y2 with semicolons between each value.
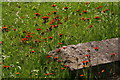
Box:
14;29;16;31
54;57;58;59
16;72;21;74
101;69;105;72
94;16;100;19
22;16;24;18
48;13;50;15
59;34;63;37
54;25;58;28
56;49;61;52
48;37;53;39
98;72;101;75
79;13;82;15
36;28;42;31
105;9;109;11
80;74;84;77
61;67;65;70
94;47;99;51
59;43;63;45
83;10;87;13
88;25;92;28
102;10;106;13
46;55;52;58
34;13;41;16
49;73;53;75
64;7;69;10
31;51;35;53
3;65;7;68
99;6;102;8
62;47;67;49
76;10;80;12
44;38;47;40
42;16;50;20
85;54;90;57
85;2;89;5
52;4;56;7
110;53;117;56
45;73;49;76
34;17;37;19
96;7;99;9
53;11;57;14
80;17;84;20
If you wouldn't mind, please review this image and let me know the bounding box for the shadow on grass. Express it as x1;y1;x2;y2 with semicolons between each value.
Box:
69;61;120;80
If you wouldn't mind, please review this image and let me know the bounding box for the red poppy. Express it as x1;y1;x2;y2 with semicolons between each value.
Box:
80;74;84;76
22;38;28;41
56;49;61;52
57;19;60;21
64;65;69;67
83;10;87;13
54;25;58;28
105;9;109;11
59;43;63;45
110;53;117;56
31;51;35;53
49;22;53;24
94;16;100;19
36;28;42;31
64;7;69;10
7;66;11;68
76;10;80;12
52;4;56;7
86;18;90;20
59;34;63;37
42;16;49;20
49;73;53;75
94;47;99;51
98;72;101;75
3;65;7;68
61;67;65;70
22;16;24;18
48;37;53;39
88;25;92;28
54;15;59;19
16;72;21;74
85;2;89;5
96;7;99;9
62;47;67;49
57;60;62;62
82;60;89;63
44;38;47;40
46;55;52;58
0;41;2;44
101;69;105;72
102;10;106;13
34;17;37;19
85;54;90;57
44;41;47;42
14;29;16;31
80;17;84;20
79;13;82;15
34;13;41;16
48;13;50;15
53;11;57;14
45;73;49;76
99;6;102;8
54;57;58;59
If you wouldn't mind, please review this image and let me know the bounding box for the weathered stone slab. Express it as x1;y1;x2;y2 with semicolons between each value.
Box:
48;38;120;70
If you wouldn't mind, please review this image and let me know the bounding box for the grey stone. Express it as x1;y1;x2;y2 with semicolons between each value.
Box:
48;38;120;70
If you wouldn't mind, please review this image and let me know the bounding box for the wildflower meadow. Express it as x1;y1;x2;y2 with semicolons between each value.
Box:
1;2;119;80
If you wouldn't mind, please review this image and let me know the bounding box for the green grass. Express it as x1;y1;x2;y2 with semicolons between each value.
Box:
1;2;119;79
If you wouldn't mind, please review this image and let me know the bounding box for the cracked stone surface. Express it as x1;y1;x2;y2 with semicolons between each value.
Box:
48;38;120;70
